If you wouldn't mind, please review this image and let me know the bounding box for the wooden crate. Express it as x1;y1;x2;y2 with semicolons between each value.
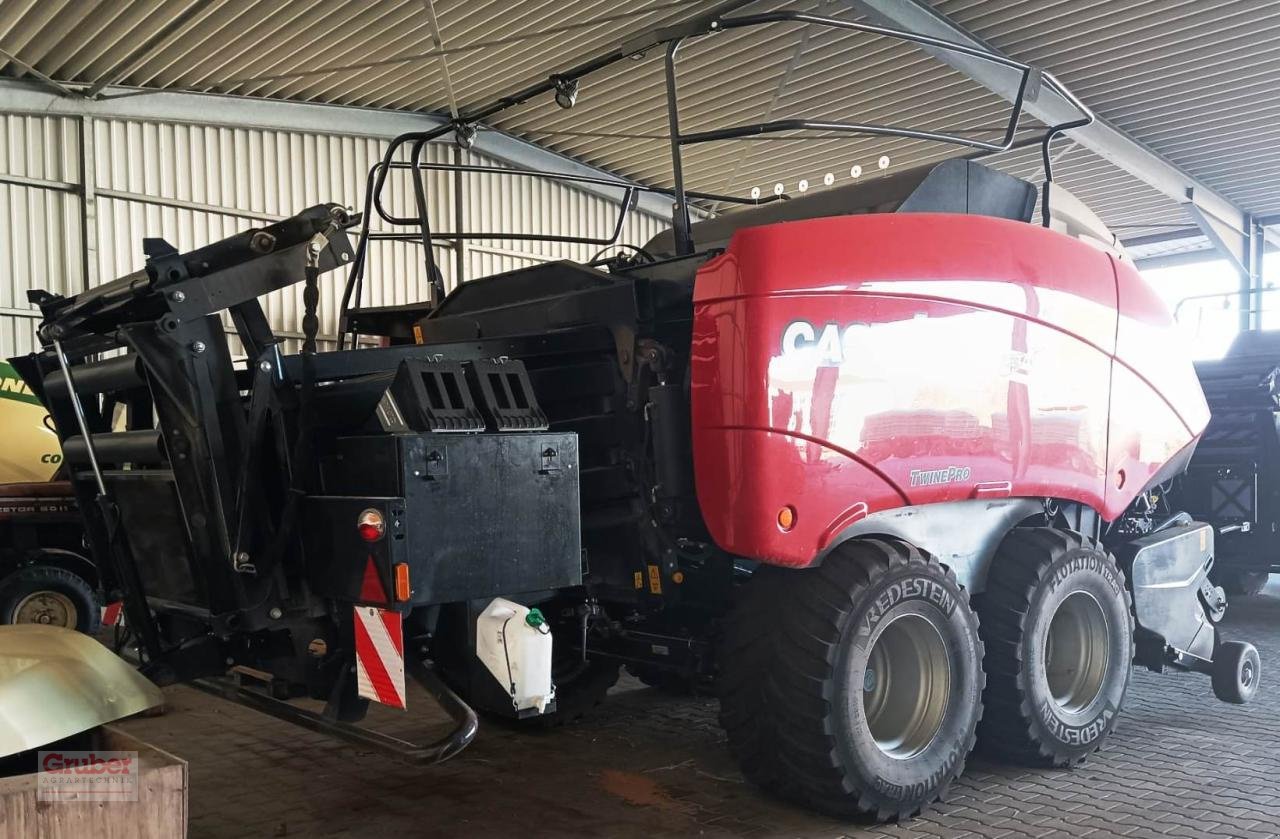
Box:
0;725;187;838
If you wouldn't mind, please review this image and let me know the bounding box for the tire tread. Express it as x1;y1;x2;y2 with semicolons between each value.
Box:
0;565;101;634
719;538;983;820
975;527;1133;766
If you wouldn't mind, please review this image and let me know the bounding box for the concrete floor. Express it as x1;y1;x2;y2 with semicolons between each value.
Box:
117;580;1280;838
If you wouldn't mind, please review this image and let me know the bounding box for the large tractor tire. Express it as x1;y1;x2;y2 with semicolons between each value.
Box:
0;564;100;634
976;528;1133;767
719;538;984;821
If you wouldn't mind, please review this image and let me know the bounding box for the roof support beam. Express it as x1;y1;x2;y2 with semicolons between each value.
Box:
841;0;1253;267
1240;218;1267;332
0;47;83;99
1134;249;1219;273
0;78;673;220
1122;229;1204;249
1188;205;1250;275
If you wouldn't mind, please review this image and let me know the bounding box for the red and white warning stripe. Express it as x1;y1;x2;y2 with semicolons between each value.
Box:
353;605;406;709
101;601;124;628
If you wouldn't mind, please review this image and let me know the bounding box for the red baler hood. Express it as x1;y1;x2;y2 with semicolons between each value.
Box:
690;212;1208;568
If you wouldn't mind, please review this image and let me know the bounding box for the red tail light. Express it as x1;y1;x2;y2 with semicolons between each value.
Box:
357;509;385;542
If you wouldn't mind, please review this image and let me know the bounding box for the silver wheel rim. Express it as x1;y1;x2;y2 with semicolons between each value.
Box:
1241;655;1258;691
863;613;951;759
1045;591;1110;713
12;590;79;628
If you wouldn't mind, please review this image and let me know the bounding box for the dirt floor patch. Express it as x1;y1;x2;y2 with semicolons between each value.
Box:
599;768;697;814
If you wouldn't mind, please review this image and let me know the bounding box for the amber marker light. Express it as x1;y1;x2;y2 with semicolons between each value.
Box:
394;563;411;601
777;506;797;532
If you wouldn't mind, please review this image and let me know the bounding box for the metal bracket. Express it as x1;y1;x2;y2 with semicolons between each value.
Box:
1023;66;1043;103
1200;578;1228;624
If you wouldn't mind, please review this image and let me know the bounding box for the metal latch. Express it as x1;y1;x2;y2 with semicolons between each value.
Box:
425;447;448;478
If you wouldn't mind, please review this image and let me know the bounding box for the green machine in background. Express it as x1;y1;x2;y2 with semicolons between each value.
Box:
0;360;62;484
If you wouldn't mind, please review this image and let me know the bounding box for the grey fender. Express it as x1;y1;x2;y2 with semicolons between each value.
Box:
814;498;1044;592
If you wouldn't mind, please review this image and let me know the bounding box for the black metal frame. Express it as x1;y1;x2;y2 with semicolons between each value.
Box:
1174;286;1280;324
13;206;358;664
340;157;783;346
338;8;1095;348
13;203;568;760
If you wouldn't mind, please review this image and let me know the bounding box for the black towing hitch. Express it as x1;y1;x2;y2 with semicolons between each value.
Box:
1117;521;1261;704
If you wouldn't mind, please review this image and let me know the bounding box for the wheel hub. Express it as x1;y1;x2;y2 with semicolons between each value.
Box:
862;613;951;759
1045;591;1110;713
12;590;79;629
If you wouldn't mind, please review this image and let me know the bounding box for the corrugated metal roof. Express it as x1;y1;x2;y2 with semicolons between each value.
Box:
2;0;1277;240
931;0;1280;220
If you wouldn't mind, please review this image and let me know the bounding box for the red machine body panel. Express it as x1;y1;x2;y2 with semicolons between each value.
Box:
690;213;1209;568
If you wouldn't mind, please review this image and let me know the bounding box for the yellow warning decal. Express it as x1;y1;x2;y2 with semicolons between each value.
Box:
413;324;424;345
633;571;644;590
647;565;663;595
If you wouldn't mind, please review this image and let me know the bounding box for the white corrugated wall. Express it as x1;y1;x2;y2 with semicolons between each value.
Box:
0;112;83;358
0;97;667;358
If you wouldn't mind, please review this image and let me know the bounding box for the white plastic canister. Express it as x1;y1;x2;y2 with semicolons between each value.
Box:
475;598;555;714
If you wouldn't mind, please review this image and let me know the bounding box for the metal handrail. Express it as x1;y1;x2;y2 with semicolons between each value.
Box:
371;160;637;238
1174;287;1280;321
338;6;1097;347
370;160;782;232
661;10;1095;253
